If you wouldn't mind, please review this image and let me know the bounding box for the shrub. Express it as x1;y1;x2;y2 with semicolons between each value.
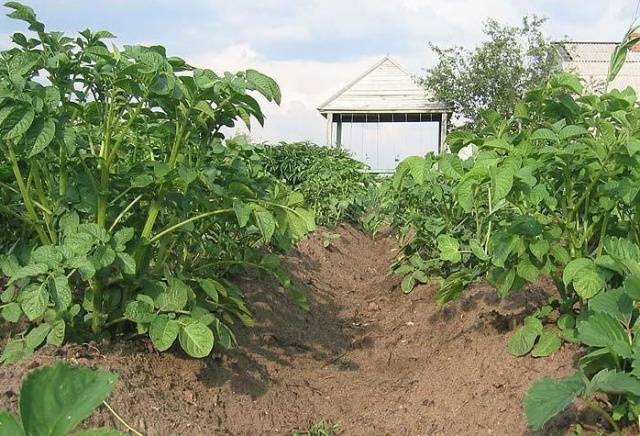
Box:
263;142;373;226
0;2;315;362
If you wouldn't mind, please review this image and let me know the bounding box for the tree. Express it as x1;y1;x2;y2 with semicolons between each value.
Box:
422;16;560;126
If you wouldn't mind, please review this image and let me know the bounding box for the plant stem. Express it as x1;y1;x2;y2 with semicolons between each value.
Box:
90;279;104;334
102;401;144;436
148;208;233;244
109;194;143;232
584;398;621;435
6;143;50;245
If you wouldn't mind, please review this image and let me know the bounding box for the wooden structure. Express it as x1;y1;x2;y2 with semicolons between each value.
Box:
317;56;453;161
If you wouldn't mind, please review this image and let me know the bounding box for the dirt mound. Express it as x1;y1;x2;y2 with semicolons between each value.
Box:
0;224;589;435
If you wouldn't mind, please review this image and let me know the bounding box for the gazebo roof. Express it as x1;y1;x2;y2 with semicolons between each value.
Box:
318;56;452;115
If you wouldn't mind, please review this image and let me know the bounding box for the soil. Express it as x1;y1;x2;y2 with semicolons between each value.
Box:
0;224;611;435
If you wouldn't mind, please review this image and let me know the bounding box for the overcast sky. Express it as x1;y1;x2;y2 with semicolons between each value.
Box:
0;0;636;144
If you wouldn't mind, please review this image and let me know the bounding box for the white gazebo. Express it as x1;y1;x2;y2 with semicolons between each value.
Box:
318;56;453;172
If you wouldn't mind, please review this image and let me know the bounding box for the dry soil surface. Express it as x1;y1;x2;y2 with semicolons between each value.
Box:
0;224;606;435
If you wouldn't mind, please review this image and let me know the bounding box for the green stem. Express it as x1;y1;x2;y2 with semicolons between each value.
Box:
31;162;56;244
97;98;116;228
90;279;104;334
6;143;50;245
148;208;233;244
583;398;621;435
59;139;68;197
108;194;143;232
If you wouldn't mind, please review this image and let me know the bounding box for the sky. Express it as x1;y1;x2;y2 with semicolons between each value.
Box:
0;0;637;151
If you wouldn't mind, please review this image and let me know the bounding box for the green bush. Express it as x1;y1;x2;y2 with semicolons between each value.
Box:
263;142;374;226
0;2;315;362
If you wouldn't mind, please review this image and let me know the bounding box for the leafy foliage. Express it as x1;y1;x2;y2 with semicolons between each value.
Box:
379;23;640;432
524;239;640;430
0;361;121;436
263;142;374;226
0;2;314;361
422;16;560;125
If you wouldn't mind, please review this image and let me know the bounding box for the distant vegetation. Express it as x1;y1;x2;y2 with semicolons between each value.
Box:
422;16;559;126
263;142;375;226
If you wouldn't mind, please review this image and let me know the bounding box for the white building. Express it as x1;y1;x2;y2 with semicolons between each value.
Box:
318;56;453;172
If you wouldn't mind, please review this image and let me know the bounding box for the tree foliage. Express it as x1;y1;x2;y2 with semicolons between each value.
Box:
422;16;560;125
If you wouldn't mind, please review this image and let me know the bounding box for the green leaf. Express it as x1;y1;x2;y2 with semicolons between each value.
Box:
401;274;416;294
47;320;65;347
20;362;117;436
8;263;48;284
552;73;583;94
253;207;276;242
193;68;217;89
116;252;136;275
28;117;55;157
246;69;281;104
91;246;116;270
591;369;640;396
31;246;63;269
508;316;543;356
491;164;514;202
488;267;516;298
124;300;155;324
156;278;189;311
558;125;588;140
149;71;175;95
4;108;34;142
577;312;626;348
198;278;222;303
490;233;518;267
589;288;633;324
20;286;48;321
531;128;558;142
623;272;640;300
149;315;179;352
52;275;72;310
1;302;21;323
437;234;461;263
469;239;489;261
562;258;592;287
531;330;562;357
557;314;576;331
0;412;24;436
113;227;134;250
509;216;543;237
233;200;251;227
524;373;585;429
25;323;51;350
516;257;539;282
0;340;29;365
529;239;550;262
178;319;214;358
572;265;604;299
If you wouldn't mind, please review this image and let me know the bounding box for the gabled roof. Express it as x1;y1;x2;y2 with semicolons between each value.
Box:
318;56;452;114
555;41;640;92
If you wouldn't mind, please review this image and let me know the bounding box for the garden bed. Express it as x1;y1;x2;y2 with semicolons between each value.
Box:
0;225;602;435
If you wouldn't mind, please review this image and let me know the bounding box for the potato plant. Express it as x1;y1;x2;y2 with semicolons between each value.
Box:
376;25;640;431
263;142;374;226
0;2;315;361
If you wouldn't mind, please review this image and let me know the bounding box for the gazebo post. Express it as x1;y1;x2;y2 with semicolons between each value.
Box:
325;112;334;146
438;112;449;153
